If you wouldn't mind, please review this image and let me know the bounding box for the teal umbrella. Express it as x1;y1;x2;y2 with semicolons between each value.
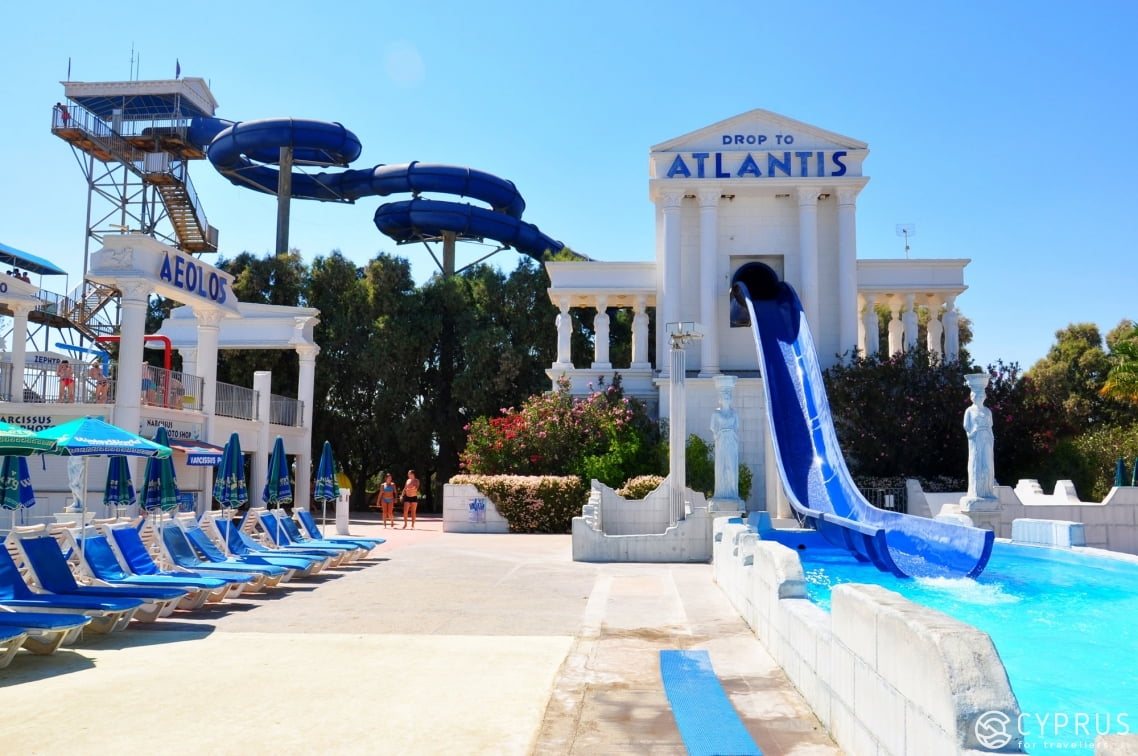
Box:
33;416;172;458
1115;457;1127;488
1132;457;1138;487
141;427;180;514
33;416;170;556
102;456;135;514
262;436;293;507
0;420;55;456
0;455;35;529
313;441;338;536
213;432;248;511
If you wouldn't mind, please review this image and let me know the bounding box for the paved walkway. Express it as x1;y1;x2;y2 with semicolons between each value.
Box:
0;513;841;755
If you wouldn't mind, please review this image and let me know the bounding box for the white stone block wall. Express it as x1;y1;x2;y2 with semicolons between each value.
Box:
712;519;1026;755
441;484;510;534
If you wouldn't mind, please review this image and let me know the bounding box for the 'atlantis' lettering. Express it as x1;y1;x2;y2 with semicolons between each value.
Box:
664;151;848;179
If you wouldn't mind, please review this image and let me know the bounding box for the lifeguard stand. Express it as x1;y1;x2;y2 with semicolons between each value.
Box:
50;77;220;340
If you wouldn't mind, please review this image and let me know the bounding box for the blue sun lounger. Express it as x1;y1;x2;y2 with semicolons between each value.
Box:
65;529;230;610
0;542;142;633
295;509;385;550
0;627;27;668
212;519;328;575
256;510;366;561
0;610;91;656
106;523;254;599
14;535;189;623
180;523;302;582
160;523;290;586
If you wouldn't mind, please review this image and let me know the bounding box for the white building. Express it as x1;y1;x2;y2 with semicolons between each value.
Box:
545;109;968;513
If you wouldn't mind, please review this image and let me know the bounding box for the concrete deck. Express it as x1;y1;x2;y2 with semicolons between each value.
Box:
0;512;840;755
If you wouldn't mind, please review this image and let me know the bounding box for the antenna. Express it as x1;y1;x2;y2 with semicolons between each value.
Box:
895;223;916;258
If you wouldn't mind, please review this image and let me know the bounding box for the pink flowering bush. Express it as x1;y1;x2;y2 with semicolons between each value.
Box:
460;375;663;488
450;474;587;533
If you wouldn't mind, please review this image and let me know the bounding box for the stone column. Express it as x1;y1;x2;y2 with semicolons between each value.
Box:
925;297;944;358
797;187;820;328
294;344;319;513
193;310;223;418
943;295;960;362
698;190;720;376
6;304;33;401
178;348;198;384
253;370;272;505
837;188;860;356
659;193;683;378
591;296;612;370
861;294;879;357
554;296;572;370
117;280;151;493
887;302;904;356
631;295;650;370
902;294;919;352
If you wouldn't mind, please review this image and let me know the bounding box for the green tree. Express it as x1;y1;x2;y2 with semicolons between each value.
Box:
1101;322;1138;405
1027;323;1130;430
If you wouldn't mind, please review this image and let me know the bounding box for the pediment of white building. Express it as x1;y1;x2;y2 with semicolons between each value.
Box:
652;109;867;153
649;109;869;186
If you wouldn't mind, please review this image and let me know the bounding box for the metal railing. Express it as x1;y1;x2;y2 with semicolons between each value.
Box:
215;382;258;421
142;364;203;411
862;486;908;514
269;395;304;427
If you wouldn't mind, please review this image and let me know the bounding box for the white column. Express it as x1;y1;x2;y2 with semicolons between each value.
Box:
554;296;572;370
659;193;683;378
178;348;198;383
668;337;687;525
294;344;318;513
837;188;859;357
116;280;151;491
887;301;904;356
926;296;944;359
861;293;879;357
591;295;611;370
943;295;960;362
253;370;272;505
6;304;32;401
902;293;919;352
698;190;720;376
796;187;820;328
631;295;650;370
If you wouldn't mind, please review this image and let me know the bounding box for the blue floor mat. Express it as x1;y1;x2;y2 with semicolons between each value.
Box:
659;649;763;756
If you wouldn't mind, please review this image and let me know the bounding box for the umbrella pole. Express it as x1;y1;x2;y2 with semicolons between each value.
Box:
321;499;327;538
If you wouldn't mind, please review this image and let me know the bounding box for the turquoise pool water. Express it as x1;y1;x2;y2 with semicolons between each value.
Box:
800;541;1137;754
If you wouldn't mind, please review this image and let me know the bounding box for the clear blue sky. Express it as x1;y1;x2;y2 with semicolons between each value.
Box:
2;0;1135;370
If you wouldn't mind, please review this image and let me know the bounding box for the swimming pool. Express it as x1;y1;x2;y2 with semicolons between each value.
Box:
795;539;1136;754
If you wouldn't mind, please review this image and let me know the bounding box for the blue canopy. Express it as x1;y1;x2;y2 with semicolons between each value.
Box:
0;241;67;276
34;417;171;458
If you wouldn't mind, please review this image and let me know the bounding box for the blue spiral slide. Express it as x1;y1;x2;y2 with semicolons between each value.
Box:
731;264;993;579
186;117;565;260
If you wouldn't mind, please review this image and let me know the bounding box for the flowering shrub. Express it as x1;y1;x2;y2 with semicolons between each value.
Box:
450;474;587;533
460;375;662;488
617;475;665;499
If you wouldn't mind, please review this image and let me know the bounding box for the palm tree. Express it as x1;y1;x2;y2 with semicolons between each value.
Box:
1101;327;1138;403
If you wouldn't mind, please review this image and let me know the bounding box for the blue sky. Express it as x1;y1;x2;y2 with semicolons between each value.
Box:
1;0;1135;370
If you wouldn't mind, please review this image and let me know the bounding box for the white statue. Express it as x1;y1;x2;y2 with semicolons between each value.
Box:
711;375;740;501
963;372;996;502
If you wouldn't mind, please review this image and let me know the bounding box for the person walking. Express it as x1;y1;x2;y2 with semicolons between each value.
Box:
401;470;421;529
377;473;398;528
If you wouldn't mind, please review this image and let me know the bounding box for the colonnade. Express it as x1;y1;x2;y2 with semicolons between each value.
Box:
858;292;961;362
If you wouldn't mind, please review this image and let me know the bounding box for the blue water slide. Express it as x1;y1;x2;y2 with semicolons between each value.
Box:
187;116;559;258
733;274;994;579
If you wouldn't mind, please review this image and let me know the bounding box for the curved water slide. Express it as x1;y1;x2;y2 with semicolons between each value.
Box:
732;268;993;578
186;117;563;260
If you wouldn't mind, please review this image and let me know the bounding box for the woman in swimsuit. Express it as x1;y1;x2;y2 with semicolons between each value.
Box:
57;360;75;403
377;473;398;528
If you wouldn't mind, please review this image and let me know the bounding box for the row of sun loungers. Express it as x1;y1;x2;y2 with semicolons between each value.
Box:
0;507;384;667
